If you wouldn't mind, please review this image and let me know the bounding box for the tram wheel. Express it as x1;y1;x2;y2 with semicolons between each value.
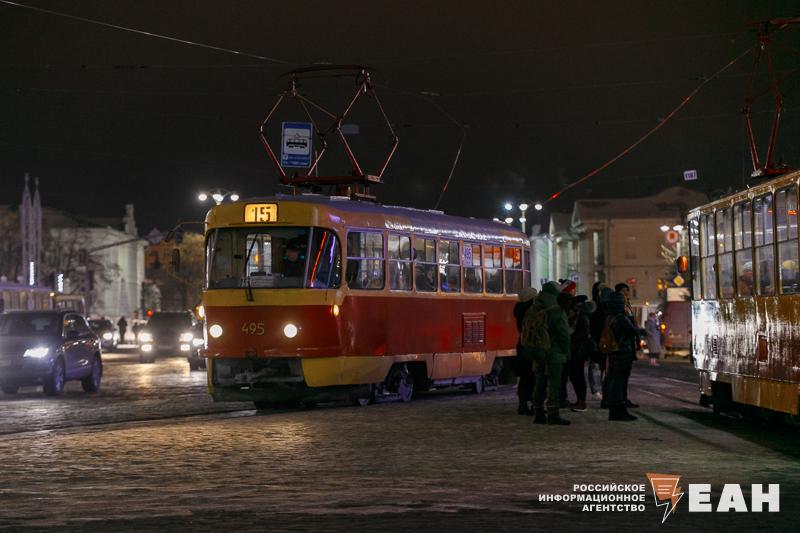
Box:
389;364;414;402
350;385;374;406
470;377;484;394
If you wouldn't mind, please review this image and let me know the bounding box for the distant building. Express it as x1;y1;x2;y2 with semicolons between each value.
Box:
42;204;146;318
531;186;707;305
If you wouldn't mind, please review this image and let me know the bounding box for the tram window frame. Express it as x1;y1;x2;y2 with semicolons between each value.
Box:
689;217;702;300
413;235;438;292
504;246;523;295
523;249;532;288
463;242;484;293
484;244;503;294
438;240;461;293
716;207;735;299
733;201;754;297
776;185;800;295
753;194;776;296
700;213;717;300
345;230;385;290
387;233;412;291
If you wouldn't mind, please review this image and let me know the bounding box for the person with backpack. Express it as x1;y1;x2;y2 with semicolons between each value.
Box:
603;292;639;421
513;287;538;415
522;281;572;426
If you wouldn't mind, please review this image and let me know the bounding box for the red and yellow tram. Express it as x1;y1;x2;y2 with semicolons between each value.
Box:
688;169;800;416
202;194;531;407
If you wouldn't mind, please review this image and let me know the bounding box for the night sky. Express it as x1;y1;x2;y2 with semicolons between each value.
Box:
2;0;799;233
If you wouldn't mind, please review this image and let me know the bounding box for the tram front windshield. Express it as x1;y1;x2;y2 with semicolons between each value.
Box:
205;227;341;289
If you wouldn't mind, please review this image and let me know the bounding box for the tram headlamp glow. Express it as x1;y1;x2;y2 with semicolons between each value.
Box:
139;332;153;343
283;323;298;339
102;332;113;340
23;346;49;358
332;304;340;317
196;304;205;319
209;324;223;338
179;332;194;342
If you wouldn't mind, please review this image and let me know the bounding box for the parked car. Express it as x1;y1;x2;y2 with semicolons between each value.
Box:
0;310;102;396
88;318;120;350
137;311;204;367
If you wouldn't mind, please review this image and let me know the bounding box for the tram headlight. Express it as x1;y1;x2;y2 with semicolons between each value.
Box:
209;324;223;338
331;304;340;317
283;323;298;339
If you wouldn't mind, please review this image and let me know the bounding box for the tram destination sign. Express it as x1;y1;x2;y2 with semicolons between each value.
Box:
244;203;278;223
281;121;313;168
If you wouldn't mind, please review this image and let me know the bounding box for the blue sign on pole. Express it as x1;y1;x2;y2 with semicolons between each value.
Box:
281;122;313;168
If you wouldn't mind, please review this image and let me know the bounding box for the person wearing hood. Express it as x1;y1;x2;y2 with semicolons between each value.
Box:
561;295;595;412
513;287;538;415
587;283;611;400
530;281;572;425
604;292;639;421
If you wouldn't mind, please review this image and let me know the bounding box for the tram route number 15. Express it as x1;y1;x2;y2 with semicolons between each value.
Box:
242;322;265;335
244;203;278;223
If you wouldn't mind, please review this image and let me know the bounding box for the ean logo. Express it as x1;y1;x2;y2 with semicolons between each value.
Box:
646;473;684;523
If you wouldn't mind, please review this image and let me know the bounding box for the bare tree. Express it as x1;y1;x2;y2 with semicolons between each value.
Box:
152;232;204;311
0;209;21;281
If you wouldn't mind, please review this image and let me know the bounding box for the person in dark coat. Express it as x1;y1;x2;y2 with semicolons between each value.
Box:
605;292;639;421
513;287;537;415
561;296;595;412
531;282;572;426
588;283;611;400
117;316;128;343
615;283;639;409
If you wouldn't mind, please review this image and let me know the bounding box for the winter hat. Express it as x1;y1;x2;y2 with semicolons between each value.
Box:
541;281;561;296
560;280;577;294
608;292;626;315
518;287;538;302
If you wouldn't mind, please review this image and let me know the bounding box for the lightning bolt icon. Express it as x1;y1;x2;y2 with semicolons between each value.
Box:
646;473;685;523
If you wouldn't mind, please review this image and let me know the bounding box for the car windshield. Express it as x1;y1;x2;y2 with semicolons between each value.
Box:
147;314;192;329
205;227;341;289
89;320;113;330
0;313;62;336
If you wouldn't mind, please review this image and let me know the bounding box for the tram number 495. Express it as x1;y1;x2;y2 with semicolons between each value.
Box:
242;322;265;335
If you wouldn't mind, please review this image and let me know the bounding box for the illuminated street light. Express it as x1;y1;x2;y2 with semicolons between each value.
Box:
534;202;543;211
198;188;240;205
519;203;529;212
504;217;514;225
504;202;513;211
660;225;671;232
673;224;684;232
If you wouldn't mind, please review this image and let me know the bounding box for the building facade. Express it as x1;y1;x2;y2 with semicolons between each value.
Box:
531;187;707;305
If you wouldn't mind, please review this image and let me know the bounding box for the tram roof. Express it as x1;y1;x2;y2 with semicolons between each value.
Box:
211;193;529;244
688;169;800;217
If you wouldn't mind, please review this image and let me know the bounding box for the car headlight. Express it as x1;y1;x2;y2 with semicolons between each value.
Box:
102;332;113;340
23;347;49;358
179;332;194;342
192;337;205;347
139;332;153;343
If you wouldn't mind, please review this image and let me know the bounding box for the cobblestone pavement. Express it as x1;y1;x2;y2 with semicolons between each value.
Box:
1;355;799;531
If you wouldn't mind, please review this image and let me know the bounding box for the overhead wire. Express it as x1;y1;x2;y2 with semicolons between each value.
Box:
0;0;292;64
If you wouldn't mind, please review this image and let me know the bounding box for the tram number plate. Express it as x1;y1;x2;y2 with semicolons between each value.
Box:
244;203;278;223
242;322;265;335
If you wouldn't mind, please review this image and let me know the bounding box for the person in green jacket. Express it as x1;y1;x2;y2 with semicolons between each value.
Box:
531;281;572;425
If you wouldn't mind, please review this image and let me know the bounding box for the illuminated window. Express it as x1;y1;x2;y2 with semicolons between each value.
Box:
484;244;503;294
776;186;799;294
689;217;701;300
716;208;734;299
753;194;775;296
700;214;717;300
388;234;412;291
346;231;385;290
439;240;460;293
733;202;753;297
463;243;483;293
504;246;523;294
413;236;437;292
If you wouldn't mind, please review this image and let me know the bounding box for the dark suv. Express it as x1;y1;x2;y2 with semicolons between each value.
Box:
137;311;204;368
0;311;102;396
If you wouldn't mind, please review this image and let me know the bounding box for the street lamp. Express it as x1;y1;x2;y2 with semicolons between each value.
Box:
502;200;543;234
198;188;240;205
534;202;543;211
504;217;514;225
660;225;671;232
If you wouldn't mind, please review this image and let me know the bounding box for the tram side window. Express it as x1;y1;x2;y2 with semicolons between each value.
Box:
716;208;735;299
689;218;702;300
388;234;412;291
346;231;385;290
504;246;523;294
484;244;503;294
524;249;531;288
734;202;754;297
700;214;717;299
413;236;437;292
776;186;799;294
307;229;342;289
753;194;776;296
463;243;483;293
439;240;461;293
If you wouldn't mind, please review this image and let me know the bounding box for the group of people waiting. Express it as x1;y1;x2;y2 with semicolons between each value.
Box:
513;280;642;425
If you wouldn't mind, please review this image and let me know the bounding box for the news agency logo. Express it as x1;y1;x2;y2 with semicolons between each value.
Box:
645;473;780;523
646;473;684;523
